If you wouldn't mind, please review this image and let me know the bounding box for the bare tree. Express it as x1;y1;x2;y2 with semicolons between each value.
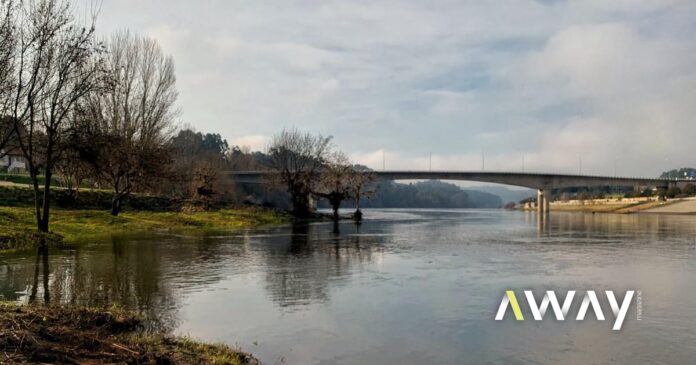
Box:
82;31;178;215
347;169;375;221
267;127;332;218
8;0;103;232
315;151;353;221
0;0;16;154
54;129;91;198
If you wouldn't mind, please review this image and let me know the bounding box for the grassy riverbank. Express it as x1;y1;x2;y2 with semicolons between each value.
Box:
0;304;258;364
0;206;290;251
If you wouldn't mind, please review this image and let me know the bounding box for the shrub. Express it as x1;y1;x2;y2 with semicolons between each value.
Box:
683;184;696;196
0;186;178;211
666;187;682;199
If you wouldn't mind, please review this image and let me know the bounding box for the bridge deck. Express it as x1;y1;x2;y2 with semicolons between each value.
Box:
227;170;686;190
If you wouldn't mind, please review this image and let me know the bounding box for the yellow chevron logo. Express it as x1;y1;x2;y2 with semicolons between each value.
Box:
505;290;524;320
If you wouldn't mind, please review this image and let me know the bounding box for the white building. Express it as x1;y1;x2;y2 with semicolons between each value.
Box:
0;149;27;173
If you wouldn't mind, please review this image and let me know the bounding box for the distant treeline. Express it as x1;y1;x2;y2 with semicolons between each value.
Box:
660;168;696;179
316;180;502;209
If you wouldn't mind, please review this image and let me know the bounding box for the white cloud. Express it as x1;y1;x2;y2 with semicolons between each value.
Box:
94;0;696;177
230;135;270;152
513;22;696;175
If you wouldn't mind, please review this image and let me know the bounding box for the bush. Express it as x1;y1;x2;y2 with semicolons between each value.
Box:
666;187;682;199
641;188;655;197
683;184;696;196
0;186;178;211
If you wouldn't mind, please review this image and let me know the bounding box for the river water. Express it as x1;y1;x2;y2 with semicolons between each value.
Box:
1;209;696;364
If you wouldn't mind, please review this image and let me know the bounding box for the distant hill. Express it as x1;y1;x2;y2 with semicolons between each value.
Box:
236;161;504;209
329;180;502;209
463;185;536;205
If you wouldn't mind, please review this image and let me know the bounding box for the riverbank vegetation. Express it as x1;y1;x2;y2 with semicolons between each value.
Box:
0;304;258;364
0;0;372;238
0;206;288;251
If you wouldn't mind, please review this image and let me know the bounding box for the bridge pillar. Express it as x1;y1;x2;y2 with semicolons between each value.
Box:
308;194;317;213
537;189;550;215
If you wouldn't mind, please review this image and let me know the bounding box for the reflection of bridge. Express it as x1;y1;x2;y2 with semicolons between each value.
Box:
229;170;687;214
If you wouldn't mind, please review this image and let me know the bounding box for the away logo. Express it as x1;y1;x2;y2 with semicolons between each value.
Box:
495;290;638;330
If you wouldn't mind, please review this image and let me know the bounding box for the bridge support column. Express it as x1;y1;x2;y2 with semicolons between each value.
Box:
537;189;549;215
308;194;317;212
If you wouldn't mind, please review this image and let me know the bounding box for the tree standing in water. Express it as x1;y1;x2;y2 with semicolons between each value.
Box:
267;127;332;218
315;151;353;221
347;169;375;222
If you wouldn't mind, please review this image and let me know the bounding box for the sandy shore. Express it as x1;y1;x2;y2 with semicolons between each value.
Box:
521;197;696;214
639;197;696;215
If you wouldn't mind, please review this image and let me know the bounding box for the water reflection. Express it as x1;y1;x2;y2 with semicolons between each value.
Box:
1;210;696;364
0;220;385;326
28;245;50;304
258;222;382;308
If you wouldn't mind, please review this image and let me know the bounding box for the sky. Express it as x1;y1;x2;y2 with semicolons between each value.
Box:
92;0;696;177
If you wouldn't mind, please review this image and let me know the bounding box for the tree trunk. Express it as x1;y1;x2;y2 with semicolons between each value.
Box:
39;168;53;232
291;191;311;218
111;196;122;216
30;169;44;232
331;203;340;221
353;193;363;222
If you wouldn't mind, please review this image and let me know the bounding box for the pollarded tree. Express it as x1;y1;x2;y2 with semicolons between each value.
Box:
267;127;332;218
82;31;178;216
346;167;375;221
315;151;353;221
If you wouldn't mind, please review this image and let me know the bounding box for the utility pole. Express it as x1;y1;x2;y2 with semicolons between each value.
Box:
481;150;485;171
382;150;385;171
578;156;582;174
522;154;525;172
429;153;432;172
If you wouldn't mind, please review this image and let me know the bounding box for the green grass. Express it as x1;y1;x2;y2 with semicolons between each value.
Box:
0;173;60;186
0;206;289;251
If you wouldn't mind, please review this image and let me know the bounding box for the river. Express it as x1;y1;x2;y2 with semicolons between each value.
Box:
1;209;696;364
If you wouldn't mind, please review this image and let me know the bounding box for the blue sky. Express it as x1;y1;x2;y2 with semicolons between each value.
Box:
94;0;696;177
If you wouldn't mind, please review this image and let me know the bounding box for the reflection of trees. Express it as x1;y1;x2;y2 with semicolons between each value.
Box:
0;221;389;328
1;233;255;332
50;235;182;331
28;246;50;304
260;221;384;309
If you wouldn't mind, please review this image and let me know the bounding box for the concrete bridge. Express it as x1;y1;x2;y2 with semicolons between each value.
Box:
229;170;688;214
